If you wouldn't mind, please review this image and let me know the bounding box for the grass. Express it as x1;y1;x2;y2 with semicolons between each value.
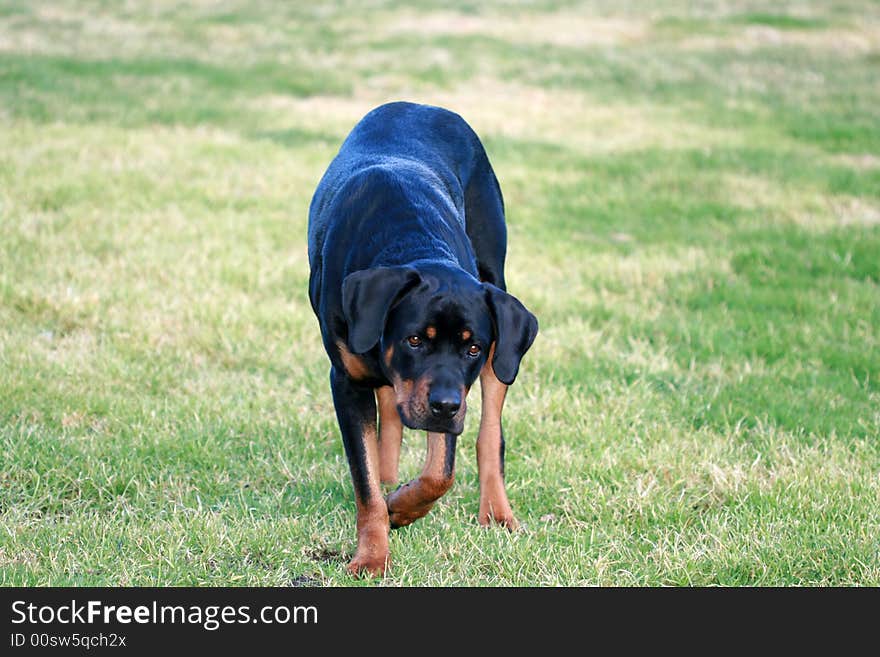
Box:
1;0;878;586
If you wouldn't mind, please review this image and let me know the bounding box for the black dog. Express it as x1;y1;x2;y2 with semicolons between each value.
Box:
308;102;538;576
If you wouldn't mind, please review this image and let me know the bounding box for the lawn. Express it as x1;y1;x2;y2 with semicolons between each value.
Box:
1;0;878;586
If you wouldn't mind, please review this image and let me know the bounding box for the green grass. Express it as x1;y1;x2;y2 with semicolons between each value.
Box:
1;0;878;586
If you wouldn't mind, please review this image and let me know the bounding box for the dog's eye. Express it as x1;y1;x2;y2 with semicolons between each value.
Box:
467;344;481;357
407;335;422;348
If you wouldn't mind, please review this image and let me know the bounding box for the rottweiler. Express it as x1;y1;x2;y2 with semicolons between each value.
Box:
308;101;538;576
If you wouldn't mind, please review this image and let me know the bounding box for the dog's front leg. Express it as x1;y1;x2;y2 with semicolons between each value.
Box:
330;367;389;577
476;349;518;529
386;431;456;528
377;385;403;485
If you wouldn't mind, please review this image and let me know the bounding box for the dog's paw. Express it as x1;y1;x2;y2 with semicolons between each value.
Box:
478;513;519;531
388;506;427;529
478;501;519;531
387;500;433;529
346;551;389;578
386;484;437;529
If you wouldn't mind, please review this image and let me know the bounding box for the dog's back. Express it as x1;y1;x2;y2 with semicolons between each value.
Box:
309;101;482;230
308;102;495;317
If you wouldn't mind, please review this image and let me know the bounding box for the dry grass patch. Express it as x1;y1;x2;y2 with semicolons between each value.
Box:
679;24;880;55
382;10;650;48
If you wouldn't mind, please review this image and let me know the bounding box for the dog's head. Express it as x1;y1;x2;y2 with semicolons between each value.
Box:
342;264;538;435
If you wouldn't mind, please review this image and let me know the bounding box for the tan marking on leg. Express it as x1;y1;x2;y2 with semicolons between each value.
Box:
426;325;437;339
336;340;371;381
377;385;403;485
386;431;455;528
347;421;391;577
477;343;518;529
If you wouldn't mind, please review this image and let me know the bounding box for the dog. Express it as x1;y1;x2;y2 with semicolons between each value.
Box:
308;101;538;576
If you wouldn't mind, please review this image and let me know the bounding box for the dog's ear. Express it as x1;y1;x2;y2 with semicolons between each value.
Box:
484;284;539;385
342;266;421;354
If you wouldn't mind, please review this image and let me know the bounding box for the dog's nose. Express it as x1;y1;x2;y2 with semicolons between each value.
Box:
429;389;461;418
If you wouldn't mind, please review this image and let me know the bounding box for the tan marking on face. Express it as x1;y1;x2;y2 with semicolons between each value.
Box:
461;329;472;341
452;384;469;426
410;376;432;419
384;345;394;368
391;374;430;424
390;375;414;407
337;340;371;380
426;326;437;339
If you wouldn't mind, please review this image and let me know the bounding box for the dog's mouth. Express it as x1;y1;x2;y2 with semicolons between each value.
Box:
397;402;466;435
